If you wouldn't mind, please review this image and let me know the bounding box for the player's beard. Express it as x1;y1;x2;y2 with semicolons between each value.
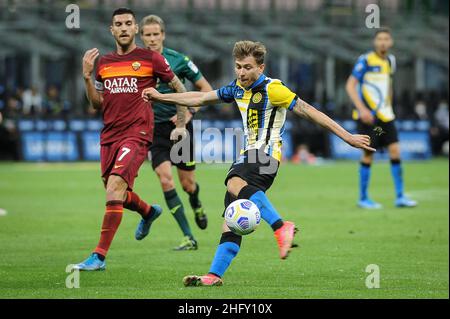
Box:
116;34;134;51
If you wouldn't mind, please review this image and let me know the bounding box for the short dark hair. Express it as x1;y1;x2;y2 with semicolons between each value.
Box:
374;27;392;37
112;7;135;21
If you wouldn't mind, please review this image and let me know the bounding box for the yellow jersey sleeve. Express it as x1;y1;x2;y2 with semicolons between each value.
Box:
267;80;298;110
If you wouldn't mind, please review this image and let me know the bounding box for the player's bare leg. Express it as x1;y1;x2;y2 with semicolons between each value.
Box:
178;169;196;194
156;161;176;193
361;149;374;166
388;142;417;207
387;142;401;161
106;174;128;202
226;176;248;197
178;168;207;230
155;161;197;250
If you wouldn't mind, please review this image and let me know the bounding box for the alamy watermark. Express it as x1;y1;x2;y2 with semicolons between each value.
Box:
365;264;380;289
65;4;80;29
365;4;380;29
169;120;279;175
65;264;80;288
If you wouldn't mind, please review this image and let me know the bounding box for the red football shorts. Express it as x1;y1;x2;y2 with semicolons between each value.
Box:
100;137;149;190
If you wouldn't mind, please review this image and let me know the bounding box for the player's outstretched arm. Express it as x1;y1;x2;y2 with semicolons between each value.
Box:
82;48;103;110
293;98;376;152
142;88;220;107
168;77;213;125
168;75;188;129
190;77;214;113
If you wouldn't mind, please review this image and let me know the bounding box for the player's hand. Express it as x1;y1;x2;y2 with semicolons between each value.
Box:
170;111;193;125
170;127;188;143
82;48;99;80
360;108;375;125
347;134;376;152
142;87;163;103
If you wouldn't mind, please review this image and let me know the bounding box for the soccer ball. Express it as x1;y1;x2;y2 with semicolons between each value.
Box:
224;199;261;235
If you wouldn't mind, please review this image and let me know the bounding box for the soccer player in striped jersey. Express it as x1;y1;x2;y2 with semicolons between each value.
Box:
140;15;213;251
73;8;188;271
346;27;417;209
143;41;374;286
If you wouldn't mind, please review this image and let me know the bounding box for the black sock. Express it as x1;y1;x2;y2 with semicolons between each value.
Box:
188;183;202;209
271;219;284;232
95;253;105;261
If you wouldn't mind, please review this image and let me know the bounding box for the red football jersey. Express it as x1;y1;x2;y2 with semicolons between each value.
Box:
95;47;174;145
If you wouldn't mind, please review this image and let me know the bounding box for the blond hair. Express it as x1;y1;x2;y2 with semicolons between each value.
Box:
140;14;165;34
233;41;266;65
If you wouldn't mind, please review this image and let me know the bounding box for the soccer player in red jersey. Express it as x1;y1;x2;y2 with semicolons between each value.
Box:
73;8;187;271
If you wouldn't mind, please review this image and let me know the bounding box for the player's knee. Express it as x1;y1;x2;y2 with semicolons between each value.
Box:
389;148;401;160
159;174;175;191
362;152;374;164
155;167;174;191
106;177;127;199
226;177;247;197
180;175;195;193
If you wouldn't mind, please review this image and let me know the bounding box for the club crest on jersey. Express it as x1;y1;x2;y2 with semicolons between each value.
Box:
252;92;262;104
132;61;141;71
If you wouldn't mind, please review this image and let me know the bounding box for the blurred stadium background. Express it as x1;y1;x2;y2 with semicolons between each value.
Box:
0;0;448;163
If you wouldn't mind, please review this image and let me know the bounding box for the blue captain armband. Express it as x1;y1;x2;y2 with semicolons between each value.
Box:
288;96;299;111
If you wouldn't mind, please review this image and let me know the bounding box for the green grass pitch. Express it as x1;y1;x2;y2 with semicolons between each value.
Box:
0;159;448;298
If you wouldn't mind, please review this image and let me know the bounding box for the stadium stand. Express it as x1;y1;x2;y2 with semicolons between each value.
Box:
0;0;448;160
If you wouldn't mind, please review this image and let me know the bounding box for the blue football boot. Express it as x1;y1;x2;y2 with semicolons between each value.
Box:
72;253;106;271
395;196;418;208
135;205;163;240
358;198;383;209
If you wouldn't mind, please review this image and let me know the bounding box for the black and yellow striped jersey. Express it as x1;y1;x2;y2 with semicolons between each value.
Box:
351;51;396;122
216;74;298;161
